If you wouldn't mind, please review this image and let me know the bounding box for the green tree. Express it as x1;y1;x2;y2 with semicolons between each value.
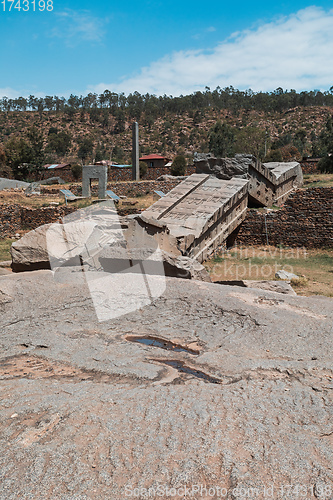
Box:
234;127;267;159
4;137;33;179
27;126;45;171
318;156;333;173
208;121;235;157
293;128;307;155
139;161;147;178
264;149;283;162
71;164;82;181
47;130;72;156
171;155;187;176
77;137;94;163
317;115;333;172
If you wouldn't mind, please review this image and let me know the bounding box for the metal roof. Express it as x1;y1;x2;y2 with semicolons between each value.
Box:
44;163;71;170
139;154;169;161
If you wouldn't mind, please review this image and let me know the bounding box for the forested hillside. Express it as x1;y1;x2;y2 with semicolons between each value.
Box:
1;87;333;179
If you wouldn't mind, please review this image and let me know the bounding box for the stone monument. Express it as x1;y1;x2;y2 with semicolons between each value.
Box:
82;164;107;199
132;122;139;181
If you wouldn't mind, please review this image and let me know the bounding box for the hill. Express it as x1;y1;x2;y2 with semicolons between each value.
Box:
1;88;333;176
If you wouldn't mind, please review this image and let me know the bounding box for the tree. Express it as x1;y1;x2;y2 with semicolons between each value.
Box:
47;130;72;156
0;146;6;166
208;121;235;157
316;115;333;171
234;127;267;159
293;128;307;155
27;126;45;170
0;145;12;177
77;137;94;162
71;164;82;181
4;137;33;179
264;149;283;162
318;156;333;173
139;161;147;178
171;155;187;176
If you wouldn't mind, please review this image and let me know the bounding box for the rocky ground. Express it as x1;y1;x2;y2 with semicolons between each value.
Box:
0;270;332;499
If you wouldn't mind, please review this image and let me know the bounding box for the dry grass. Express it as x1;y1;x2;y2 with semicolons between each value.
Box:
303;173;333;188
0;186;156;211
205;246;333;297
0;239;15;262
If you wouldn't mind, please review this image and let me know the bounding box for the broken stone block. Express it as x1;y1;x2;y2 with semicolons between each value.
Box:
275;270;299;280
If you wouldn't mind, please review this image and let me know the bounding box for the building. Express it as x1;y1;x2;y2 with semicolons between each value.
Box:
41;163;72;182
139;154;170;169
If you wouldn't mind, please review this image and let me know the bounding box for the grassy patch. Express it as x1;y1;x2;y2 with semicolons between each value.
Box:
205;246;333;297
303;173;333;188
0;239;15;262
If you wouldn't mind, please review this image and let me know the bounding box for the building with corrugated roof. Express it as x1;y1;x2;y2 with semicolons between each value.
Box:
139;154;170;169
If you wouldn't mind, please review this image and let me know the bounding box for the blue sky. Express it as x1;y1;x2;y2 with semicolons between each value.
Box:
1;1;333;98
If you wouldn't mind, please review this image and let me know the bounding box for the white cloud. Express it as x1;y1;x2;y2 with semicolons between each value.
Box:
50;9;108;47
89;6;333;96
0;88;48;99
0;87;23;99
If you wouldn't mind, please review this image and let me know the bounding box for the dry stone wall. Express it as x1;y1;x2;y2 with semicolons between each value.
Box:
1;180;183;239
39;165;196;184
235;187;333;248
55;179;183;197
0;205;75;239
0;205;22;239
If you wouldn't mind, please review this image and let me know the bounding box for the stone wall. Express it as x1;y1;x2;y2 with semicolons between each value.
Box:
39;165;196;184
1;179;183;239
0;205;22;239
42;179;183;197
300;159;320;175
235;187;333;248
0;205;75;239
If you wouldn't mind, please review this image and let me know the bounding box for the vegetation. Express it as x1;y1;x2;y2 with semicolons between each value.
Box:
208;121;235;157
1;87;333;178
0;239;15;261
71;164;82;181
139;161;148;178
171;155;187;176
206;246;333;297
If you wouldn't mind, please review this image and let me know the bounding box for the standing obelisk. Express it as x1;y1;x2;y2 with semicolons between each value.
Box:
132;122;140;181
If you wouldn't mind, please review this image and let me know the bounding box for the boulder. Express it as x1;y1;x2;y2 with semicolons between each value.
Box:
275;269;299;280
11;214;211;281
216;279;297;295
194;152;254;179
99;246;211;281
11;224;52;272
40;177;65;185
157;174;187;181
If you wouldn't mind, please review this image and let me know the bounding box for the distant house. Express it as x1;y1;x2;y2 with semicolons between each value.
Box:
43;163;71;171
139;154;170;168
41;163;72;182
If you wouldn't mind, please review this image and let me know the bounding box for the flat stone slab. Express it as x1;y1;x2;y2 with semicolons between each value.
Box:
0;260;12;268
142;174;249;238
0;177;30;190
0;271;332;497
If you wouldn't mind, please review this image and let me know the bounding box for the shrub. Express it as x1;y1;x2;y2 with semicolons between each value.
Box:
71;164;82;181
139;161;147;178
318;156;333;173
171;155;186;176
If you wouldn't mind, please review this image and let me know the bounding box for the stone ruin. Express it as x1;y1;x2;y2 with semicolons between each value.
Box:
194;153;303;207
136;154;303;262
82;164;108;199
10;154;304;273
